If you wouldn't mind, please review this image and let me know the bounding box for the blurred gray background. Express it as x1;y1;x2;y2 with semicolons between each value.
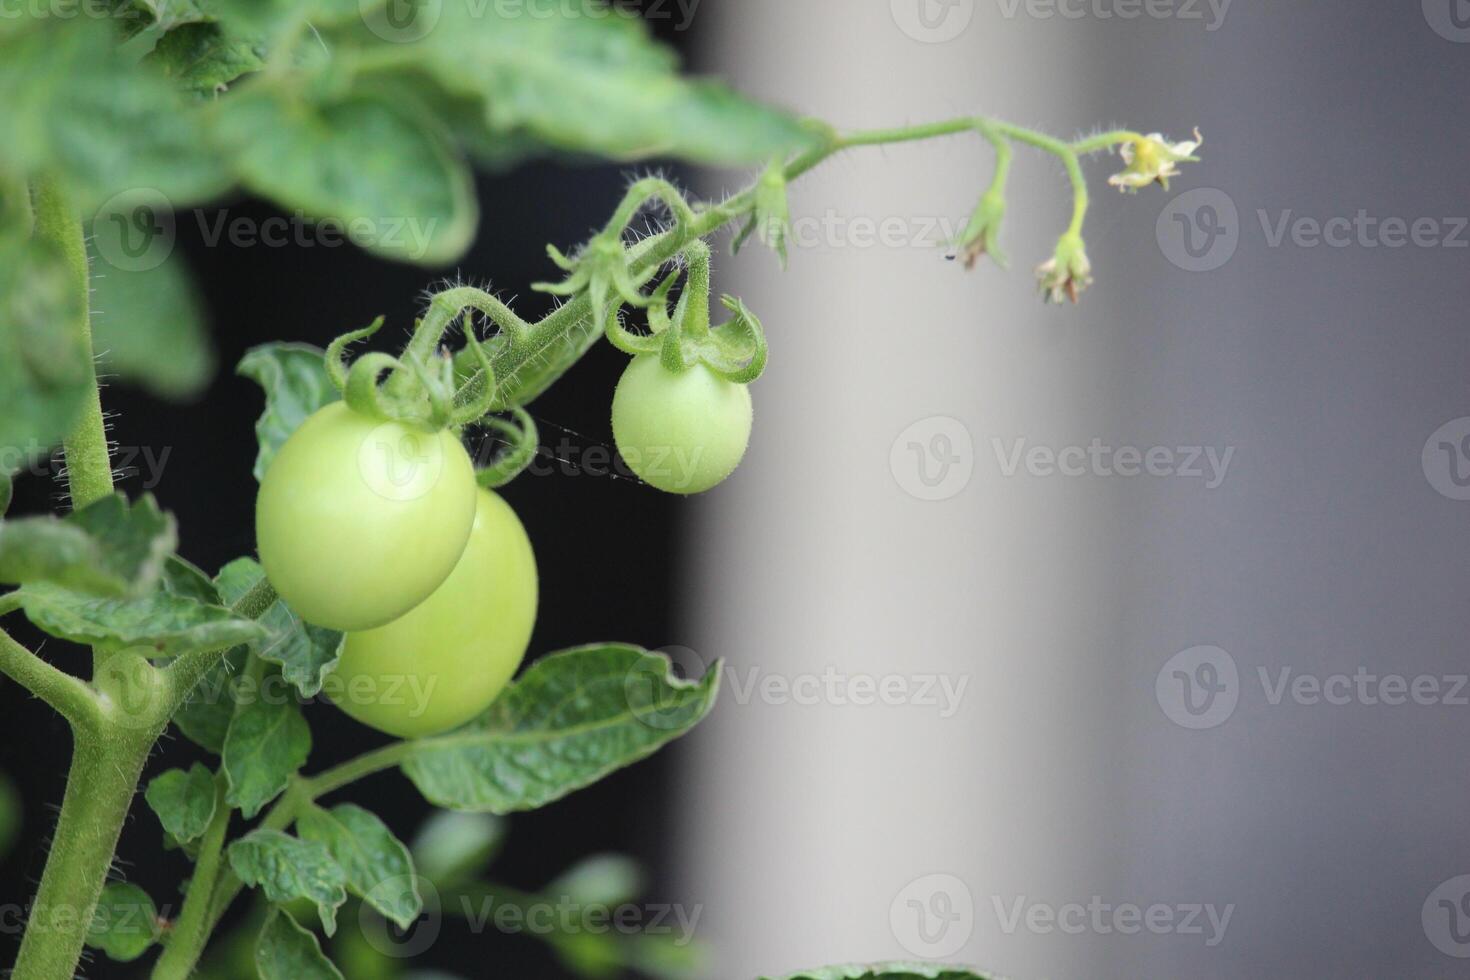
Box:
670;2;1470;977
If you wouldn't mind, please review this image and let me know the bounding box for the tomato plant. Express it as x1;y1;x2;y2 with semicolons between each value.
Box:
0;1;1204;978
327;489;538;738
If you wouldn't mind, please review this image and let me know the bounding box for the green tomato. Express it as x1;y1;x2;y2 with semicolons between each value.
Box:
326;489;537;738
610;355;753;494
255;401;477;631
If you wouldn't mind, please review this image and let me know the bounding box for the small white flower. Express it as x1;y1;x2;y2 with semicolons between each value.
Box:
1109;128;1202;192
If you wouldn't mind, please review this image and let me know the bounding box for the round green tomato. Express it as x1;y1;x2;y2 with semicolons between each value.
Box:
255;401;477;631
326;489;538;738
610;355;753;494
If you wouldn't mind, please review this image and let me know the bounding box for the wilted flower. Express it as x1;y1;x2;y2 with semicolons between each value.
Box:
1108;128;1202;192
1035;233;1093;304
955;189;1007;269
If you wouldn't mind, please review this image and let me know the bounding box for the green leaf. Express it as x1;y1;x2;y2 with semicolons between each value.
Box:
228;829;348;935
172;644;244;754
410;811;505;887
144;762;217;844
237;343;338;482
0;493;177;597
0;235;90;458
223;694;311;818
213;557;343;695
402;645;720;813
213;89;476;265
256;909;345;980
548;854;642;907
87;230;214;400
148;22;265;96
132;0;214;32
160;554;221;605
298;803;422;929
17;581;267;656
86;882;160;963
0;19;227;209
333;0;817;166
763;966;992;980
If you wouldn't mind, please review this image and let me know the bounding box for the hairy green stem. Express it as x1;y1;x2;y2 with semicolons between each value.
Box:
0;624;102;728
31;177;113;514
150;778;230;980
11;724;160;979
462;116;1142;408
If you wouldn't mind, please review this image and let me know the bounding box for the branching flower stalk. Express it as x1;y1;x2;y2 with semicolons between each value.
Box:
1;113;1199;980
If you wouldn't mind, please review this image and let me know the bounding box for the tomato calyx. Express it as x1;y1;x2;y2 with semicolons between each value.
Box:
604;239;768;385
531;235;659;324
322;288;548;488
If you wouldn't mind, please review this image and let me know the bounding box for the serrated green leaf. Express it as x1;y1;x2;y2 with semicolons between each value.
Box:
237;343;338;482
0;493;176;597
0;19;227;209
0;235;90;458
256;908;345;980
229;829;348;935
763;966;993;980
160;554;221;604
148;21;265;95
17;581;266;655
86;882;160;963
223;694;311;818
87;230;214;400
213;557;343;695
331;0;816;167
298;803;421;929
410;811;505;887
213;89;475;265
144;762;217;844
172;644;243;754
401;645;720;813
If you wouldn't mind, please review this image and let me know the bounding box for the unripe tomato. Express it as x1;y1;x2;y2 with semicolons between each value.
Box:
255;401;477;631
326;489;537;738
610;355;752;494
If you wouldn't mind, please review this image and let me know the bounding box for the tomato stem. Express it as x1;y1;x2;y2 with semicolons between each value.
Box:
11;719;161;979
149;777;230;980
31;177;114;515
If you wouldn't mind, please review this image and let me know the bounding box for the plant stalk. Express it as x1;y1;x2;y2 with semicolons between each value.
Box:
11;724;159;979
31;177;113;513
